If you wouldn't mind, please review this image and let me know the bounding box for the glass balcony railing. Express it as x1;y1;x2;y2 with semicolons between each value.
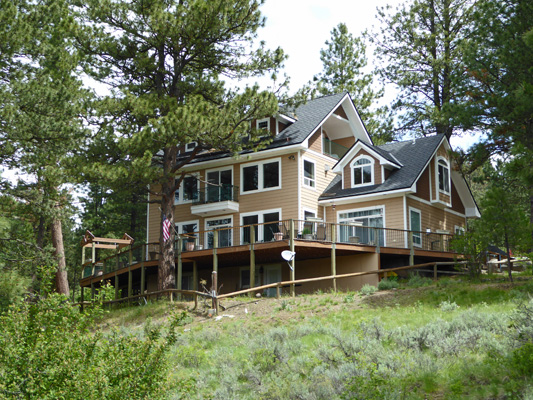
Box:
323;137;349;159
192;184;239;205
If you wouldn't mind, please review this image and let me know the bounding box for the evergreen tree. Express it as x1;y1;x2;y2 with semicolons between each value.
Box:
301;23;394;144
73;0;285;290
372;0;477;138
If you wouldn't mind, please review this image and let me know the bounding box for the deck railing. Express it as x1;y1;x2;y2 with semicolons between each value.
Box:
192;184;239;205
81;219;456;279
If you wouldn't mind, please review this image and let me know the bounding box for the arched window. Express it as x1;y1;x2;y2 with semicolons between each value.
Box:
437;158;450;194
352;156;373;187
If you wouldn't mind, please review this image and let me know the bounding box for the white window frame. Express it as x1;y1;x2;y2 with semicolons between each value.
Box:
240;208;282;244
409;207;422;247
454;225;465;235
175;219;199;250
204;215;233;249
302;158;316;189
337;205;386;246
351;155;374;188
436;156;451;195
174;173;200;205
240;157;282;195
256;118;270;131
185;142;197;152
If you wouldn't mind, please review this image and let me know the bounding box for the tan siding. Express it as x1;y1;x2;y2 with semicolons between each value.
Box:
334;197;405;231
301;151;338;220
308;129;322;153
407;197;465;233
335;137;356;149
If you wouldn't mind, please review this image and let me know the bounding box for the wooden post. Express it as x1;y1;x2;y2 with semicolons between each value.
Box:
140;245;146;297
276;283;281;299
103;259;107;274
81;247;85;265
383;271;388;280
433;264;438;280
374;228;380;253
116;253;119;270
408;231;414;266
177;237;182;300
213;230;218;273
80;286;84;311
193;261;198;291
194;293;198;310
211;270;218;313
250;225;256;297
128;247;132;266
114;273;119;300
128;265;132;298
331;224;337;292
91;243;96;266
290;219;295;297
91;282;95;301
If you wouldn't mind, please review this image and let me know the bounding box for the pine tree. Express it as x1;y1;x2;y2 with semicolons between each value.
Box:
73;0;286;290
372;0;477;138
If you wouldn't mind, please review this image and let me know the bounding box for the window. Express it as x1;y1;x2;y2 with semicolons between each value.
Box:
175;221;199;251
206;168;233;202
256;118;270;131
303;159;315;188
185;142;197;152
352;156;373;187
241;158;281;194
174;175;199;204
438;158;450;194
455;226;465;235
205;217;232;248
409;208;422;247
241;209;281;244
339;207;384;245
240;267;261;289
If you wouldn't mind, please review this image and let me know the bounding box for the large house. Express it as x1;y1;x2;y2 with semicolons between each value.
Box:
80;92;479;298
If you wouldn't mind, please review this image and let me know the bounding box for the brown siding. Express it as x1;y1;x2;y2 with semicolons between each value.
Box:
342;149;381;188
333;105;348;119
451;182;465;214
308;129;322;153
334;136;356;149
414;167;431;201
278;121;288;133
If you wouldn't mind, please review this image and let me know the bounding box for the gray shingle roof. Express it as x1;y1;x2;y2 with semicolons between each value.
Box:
320;134;445;200
180;93;348;164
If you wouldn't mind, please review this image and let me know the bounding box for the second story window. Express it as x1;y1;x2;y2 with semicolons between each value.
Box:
256;118;270;131
185;142;197;152
303;159;315;188
174;175;199;204
241;158;281;194
438;158;450;194
352;156;373;187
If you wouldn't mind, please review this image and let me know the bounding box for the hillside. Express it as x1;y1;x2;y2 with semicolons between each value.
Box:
100;275;533;400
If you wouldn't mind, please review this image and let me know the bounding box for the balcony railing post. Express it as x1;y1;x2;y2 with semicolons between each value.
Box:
331;223;337;292
213;230;218;273
250;225;256;297
140;244;146;296
177;237;182;300
374;228;380;253
408;231;414;265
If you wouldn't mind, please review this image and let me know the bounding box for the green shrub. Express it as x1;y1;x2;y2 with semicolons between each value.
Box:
439;300;459;312
359;284;378;296
378;279;399;290
407;273;433;288
510;343;533;375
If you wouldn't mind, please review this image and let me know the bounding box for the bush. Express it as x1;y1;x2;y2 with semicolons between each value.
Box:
359;284;378;296
439;300;459;312
407;273;433;288
378;279;399;291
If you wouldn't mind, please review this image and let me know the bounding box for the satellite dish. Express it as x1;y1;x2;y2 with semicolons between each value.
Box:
281;250;295;262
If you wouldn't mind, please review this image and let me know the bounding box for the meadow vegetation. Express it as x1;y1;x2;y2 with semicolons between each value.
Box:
2;274;533;399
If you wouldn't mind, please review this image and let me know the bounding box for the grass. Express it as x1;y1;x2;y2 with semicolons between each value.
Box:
97;276;533;399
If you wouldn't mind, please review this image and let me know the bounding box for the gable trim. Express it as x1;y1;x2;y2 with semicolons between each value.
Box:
332;139;402;173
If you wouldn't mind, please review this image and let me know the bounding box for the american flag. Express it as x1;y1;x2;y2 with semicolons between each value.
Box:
162;214;171;242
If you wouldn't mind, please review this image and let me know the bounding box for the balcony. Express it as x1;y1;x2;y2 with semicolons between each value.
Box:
190;184;239;217
323;137;349;159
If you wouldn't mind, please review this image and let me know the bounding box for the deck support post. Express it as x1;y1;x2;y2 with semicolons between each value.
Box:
250;226;256;297
193;261;198;291
128;265;132;299
290;219;295;297
114;273;119;300
81;247;85;265
91;282;95;301
331;223;337;292
213;230;218;273
80;286;84;311
211;270;218;313
374;228;380;253
177;237;182;301
408;231;414;266
433;263;438;280
91;243;96;266
140;245;146;298
128;247;132;266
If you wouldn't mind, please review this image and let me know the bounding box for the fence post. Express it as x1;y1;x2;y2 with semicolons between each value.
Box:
331;223;337;292
433;264;438;281
213;230;218;273
290;219;295;297
276;283;281;299
211;270;218;314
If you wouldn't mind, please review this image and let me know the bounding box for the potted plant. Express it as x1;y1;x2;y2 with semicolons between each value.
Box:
302;228;313;240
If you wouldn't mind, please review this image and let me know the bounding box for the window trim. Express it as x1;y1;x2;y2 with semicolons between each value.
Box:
454;225;465;235
436;156;451;195
240;157;282;195
240;208;282;244
256;117;270;132
302;158;316;189
175;219;200;250
409;207;422;247
350;155;375;188
185;142;197;152
174;173;200;205
204;215;233;249
337;205;386;246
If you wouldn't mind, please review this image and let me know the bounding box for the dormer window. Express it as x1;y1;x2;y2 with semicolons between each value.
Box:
351;156;374;187
438;158;450;194
185;142;197;152
256;118;270;131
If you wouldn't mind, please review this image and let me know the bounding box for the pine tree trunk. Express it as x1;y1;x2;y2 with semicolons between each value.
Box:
158;186;175;291
51;217;70;296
